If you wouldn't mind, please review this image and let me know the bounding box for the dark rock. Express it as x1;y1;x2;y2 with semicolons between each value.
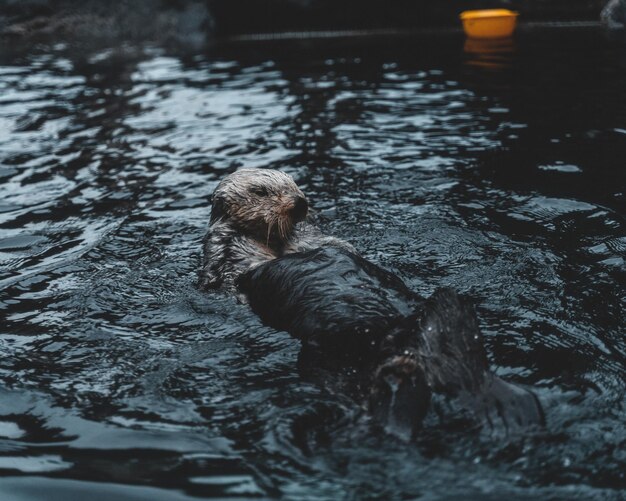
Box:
0;0;214;47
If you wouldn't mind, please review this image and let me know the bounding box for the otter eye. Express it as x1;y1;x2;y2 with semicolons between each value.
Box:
250;186;269;197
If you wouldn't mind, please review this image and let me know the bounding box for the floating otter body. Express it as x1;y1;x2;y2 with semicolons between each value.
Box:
201;168;544;438
238;247;544;439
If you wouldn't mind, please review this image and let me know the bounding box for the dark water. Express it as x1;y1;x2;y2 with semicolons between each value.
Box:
0;31;624;500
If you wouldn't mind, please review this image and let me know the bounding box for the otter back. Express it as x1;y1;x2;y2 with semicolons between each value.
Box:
238;247;422;356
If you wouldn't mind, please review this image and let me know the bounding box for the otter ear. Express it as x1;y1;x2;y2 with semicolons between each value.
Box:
210;195;227;223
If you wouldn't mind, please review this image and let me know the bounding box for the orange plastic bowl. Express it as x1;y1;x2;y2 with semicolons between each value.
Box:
460;9;519;39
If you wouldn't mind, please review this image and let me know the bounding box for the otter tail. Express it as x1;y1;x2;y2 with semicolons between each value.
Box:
415;288;544;431
470;373;545;432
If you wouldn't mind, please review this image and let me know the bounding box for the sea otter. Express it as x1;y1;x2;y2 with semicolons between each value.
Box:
201;168;544;439
200;168;354;291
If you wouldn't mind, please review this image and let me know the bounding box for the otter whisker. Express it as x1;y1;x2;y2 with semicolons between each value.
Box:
276;216;282;241
278;216;285;241
266;220;273;247
280;215;290;242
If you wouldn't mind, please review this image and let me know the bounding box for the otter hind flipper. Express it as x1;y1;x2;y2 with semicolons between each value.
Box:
476;374;545;431
416;288;544;430
416;288;489;394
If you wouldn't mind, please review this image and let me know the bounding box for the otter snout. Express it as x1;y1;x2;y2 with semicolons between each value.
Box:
290;196;308;223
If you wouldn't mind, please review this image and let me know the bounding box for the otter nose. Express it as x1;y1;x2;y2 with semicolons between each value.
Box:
290;196;308;222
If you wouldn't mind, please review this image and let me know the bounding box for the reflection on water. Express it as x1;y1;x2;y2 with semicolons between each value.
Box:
0;30;625;499
464;37;516;70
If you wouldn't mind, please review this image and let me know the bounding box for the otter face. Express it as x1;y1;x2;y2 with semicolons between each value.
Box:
211;168;308;245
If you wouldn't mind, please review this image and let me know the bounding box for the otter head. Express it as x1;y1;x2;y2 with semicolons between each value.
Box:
210;168;308;246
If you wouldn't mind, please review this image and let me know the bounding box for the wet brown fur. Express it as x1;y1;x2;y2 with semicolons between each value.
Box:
211;169;306;246
200;168;354;292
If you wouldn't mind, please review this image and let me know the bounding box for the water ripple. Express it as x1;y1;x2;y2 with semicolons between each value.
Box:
0;35;624;498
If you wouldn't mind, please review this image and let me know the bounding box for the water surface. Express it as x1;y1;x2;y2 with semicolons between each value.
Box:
0;31;624;500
